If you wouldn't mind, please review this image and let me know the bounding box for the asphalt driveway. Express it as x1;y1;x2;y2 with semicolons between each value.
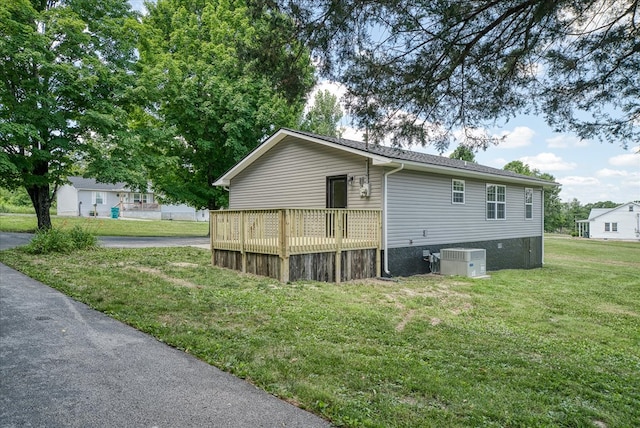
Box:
0;234;330;427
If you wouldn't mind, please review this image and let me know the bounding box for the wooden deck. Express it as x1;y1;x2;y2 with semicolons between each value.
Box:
210;209;381;282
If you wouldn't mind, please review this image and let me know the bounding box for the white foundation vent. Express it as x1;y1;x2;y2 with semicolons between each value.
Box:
440;248;486;277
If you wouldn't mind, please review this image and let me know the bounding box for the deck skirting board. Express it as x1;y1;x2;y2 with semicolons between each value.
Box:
213;249;377;282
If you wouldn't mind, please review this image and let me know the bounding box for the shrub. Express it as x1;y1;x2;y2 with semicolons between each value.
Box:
24;226;97;254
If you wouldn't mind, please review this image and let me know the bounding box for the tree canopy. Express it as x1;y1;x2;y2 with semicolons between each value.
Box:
449;145;476;162
0;0;140;229
136;0;315;210
262;0;639;149
299;89;343;137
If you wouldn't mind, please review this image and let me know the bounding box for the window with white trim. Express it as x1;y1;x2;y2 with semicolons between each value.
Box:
486;184;506;219
525;188;533;219
605;222;610;232
92;192;106;205
612;222;618;232
630;206;634;212
452;179;465;204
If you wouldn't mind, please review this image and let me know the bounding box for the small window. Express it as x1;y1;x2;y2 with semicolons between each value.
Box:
452;179;465;204
630;206;634;212
525;188;533;219
487;184;506;220
92;192;106;205
612;222;618;232
605;223;610;232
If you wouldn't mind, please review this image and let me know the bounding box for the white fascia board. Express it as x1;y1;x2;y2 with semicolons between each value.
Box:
213;129;392;186
383;160;559;188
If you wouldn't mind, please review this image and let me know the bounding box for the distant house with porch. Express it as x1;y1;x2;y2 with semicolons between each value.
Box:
56;177;209;222
210;129;558;282
576;202;640;240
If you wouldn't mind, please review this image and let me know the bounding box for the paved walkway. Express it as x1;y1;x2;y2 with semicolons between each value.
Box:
0;234;330;427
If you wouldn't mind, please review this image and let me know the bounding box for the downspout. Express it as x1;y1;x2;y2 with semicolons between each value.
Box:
383;163;404;275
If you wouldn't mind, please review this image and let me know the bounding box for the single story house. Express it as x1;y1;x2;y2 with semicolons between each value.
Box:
576;202;640;240
211;128;558;281
57;177;210;222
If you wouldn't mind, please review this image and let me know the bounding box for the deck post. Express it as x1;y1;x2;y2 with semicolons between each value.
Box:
335;210;343;283
210;211;215;267
376;211;382;277
239;211;246;273
279;209;290;283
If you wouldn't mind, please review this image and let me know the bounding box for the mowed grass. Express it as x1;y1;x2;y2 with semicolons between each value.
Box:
0;214;208;236
0;236;638;427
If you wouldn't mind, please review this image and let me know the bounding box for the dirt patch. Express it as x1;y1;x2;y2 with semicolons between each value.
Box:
169;262;199;268
396;309;416;332
598;303;639;317
131;266;201;289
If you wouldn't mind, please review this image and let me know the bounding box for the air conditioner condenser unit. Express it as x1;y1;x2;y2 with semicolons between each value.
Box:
440;248;486;277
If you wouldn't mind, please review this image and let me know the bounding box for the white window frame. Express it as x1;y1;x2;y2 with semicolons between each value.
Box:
92;191;106;205
452;179;465;204
486;184;506;220
604;222;610;232
525;188;533;220
612;222;618;232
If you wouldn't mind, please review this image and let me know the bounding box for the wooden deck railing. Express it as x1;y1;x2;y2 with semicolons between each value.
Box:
210;209;382;282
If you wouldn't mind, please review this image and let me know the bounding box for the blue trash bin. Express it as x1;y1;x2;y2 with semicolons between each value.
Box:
111;207;120;219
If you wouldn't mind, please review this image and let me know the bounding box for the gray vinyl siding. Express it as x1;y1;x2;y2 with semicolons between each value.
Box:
386;169;543;248
229;136;383;210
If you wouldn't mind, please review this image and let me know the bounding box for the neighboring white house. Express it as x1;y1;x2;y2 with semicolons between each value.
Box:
56;177;210;222
576;202;640;240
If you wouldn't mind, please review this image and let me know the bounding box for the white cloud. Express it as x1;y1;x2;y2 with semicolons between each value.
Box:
340;125;364;141
310;80;348;101
485;157;508;168
519;152;577;171
609;148;640;167
546;134;589;148
559;176;600;186
596;168;630;178
493;126;535;149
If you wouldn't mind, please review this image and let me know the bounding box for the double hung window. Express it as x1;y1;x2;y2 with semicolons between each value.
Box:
452;179;465;204
486;184;506;220
525;188;533;219
92;192;106;205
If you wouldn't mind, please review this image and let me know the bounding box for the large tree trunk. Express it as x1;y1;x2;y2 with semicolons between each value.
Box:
26;184;53;231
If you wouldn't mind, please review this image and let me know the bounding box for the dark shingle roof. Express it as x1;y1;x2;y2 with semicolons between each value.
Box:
285;128;557;186
67;177;128;191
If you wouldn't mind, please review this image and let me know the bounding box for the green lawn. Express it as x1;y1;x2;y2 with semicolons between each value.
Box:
0;214;209;236
0;236;638;427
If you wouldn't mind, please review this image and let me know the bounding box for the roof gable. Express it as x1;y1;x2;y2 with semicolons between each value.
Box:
67;177;149;193
214;128;559;187
588;202;640;221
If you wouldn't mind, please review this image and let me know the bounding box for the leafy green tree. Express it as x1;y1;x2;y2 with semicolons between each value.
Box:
263;0;639;148
299;89;343;137
0;0;140;229
503;161;563;232
449;145;476;162
562;198;588;232
137;0;314;209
